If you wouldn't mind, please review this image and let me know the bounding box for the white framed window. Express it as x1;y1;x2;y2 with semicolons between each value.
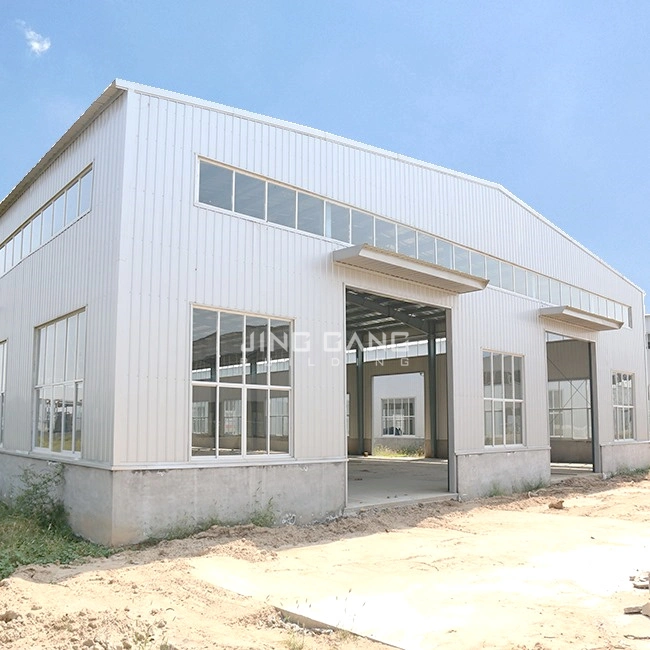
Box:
612;372;635;440
483;351;524;446
191;307;291;457
548;379;592;440
381;397;415;436
0;340;6;446
34;311;86;454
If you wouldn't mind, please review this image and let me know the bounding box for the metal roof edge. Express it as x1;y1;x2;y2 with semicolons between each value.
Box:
0;80;126;218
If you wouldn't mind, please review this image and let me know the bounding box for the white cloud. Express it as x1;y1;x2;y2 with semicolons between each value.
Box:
16;20;51;56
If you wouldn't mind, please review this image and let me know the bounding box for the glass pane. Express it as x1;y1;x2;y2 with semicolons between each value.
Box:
65;314;78;381
76;311;86;380
504;355;513;399
513;356;523;400
41;205;54;242
74;382;83;452
266;183;296;228
325;203;349;241
31;213;42;250
219;386;242;455
269;391;289;453
549;279;561;304
199;162;232;210
245;316;268;385
500;263;514;291
44;323;56;385
470;251;486;278
79;170;93;215
36;387;51;449
297;193;324;235
570;286;580;308
514;402;523;444
514;267;527;295
505;403;515;445
483;352;492;398
65;182;79;225
573;408;589;440
375;219;396;251
234;172;265;219
486;258;500;286
454;247;470;274
538;276;550;301
192;384;216;456
52;194;65;233
351;210;374;245
493;353;503;398
22;223;32;257
4;239;12;271
246;388;268;454
0;247;4;275
192;309;217;382
53;320;66;383
270;319;291;386
526;271;538;298
51;384;64;452
62;384;75;452
436;240;452;268
13;231;22;263
580;290;590;312
560;283;571;305
484;400;493;446
219;313;243;382
418;233;435;263
494;402;504;445
397;226;416;257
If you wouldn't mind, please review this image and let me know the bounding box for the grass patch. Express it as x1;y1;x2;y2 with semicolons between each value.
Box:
372;444;424;458
609;466;650;479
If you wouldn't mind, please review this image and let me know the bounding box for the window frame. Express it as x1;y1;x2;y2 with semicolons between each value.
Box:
381;396;416;437
612;371;635;441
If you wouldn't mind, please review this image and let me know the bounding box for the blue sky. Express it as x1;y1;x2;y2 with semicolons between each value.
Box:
2;0;649;305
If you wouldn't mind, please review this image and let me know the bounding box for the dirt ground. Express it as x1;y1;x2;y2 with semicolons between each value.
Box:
2;473;650;650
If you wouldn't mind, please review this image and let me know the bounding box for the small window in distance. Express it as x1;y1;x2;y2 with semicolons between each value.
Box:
52;194;65;233
325;203;350;242
597;296;607;317
78;170;93;215
234;173;265;220
4;240;13;273
13;231;22;264
486;258;500;286
538;276;550;302
417;233;435;263
0;247;4;275
470;251;486;278
500;263;514;291
375;219;396;251
579;290;590;312
351;210;374;245
267;184;296;228
570;286;580;308
436;240;452;268
297;193;324;236
22;222;32;258
526;271;538;298
560;283;571;305
514;267;527;295
198;161;232;210
31;213;42;250
65;181;79;225
397;226;416;257
549;279;561;304
41;205;54;242
453;246;470;274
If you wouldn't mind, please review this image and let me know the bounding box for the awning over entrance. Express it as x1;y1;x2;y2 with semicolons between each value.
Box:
539;306;623;332
333;244;489;294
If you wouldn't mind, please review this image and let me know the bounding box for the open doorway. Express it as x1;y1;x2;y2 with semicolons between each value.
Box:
546;333;596;479
344;288;452;508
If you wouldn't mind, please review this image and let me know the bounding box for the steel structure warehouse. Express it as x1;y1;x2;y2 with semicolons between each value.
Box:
0;80;648;545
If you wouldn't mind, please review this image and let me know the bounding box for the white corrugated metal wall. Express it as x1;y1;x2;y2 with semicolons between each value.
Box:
0;94;127;463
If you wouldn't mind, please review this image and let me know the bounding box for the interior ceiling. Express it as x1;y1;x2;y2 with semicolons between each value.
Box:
345;289;446;347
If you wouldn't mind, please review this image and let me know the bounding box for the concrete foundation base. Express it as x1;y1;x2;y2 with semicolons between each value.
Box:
600;441;650;476
456;448;550;500
0;452;346;546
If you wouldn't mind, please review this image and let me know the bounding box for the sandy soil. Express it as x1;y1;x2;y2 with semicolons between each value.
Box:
2;473;650;649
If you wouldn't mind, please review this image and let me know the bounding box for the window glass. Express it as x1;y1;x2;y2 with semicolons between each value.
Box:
500;263;514;291
504;355;513;399
526;271;538;298
269;391;289;453
0;247;4;275
41;205;54;242
192;385;216;455
570;286;580;308
514;267;527;295
560;283;571;305
192;309;218;382
76;312;86;380
493;353;503;398
246;388;268;454
486;258;500;286
234;172;265;220
484;401;493;446
579;290;590;312
245;316;268;385
538;276;550;302
483;351;492;398
31;213;42;250
436;240;452;268
549;279;561;304
453;246;470;274
13;231;22;264
375;219;396;251
199;162;232;210
22;223;32;258
4;240;12;272
219;313;244;383
513;356;523;399
53;319;67;383
74;383;83;453
62;384;75;451
325;203;350;241
297;193;324;235
417;233;435;263
65;315;78;381
65;181;79;225
52;194;65;233
270;319;291;386
267;184;296;228
79;170;93;215
351;210;374;245
470;252;486;278
219;386;242;455
397;226;416;257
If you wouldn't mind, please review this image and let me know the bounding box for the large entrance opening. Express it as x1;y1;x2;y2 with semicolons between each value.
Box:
344;288;452;508
546;333;596;478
